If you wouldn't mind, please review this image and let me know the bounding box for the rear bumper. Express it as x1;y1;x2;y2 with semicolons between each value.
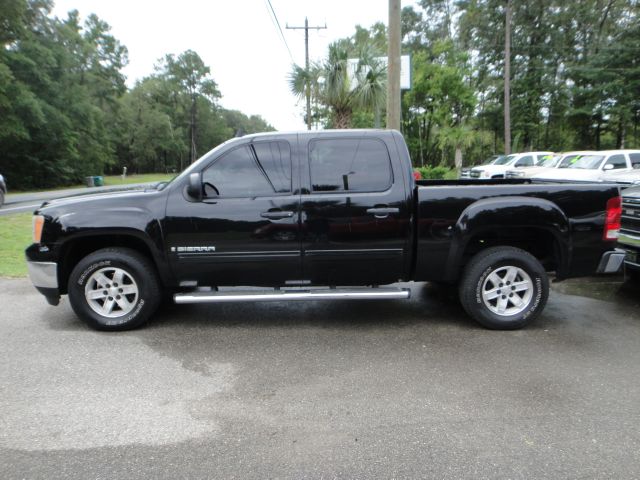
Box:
596;249;625;274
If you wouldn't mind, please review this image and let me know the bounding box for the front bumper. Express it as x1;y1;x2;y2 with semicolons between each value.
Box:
618;232;640;272
27;261;58;288
596;249;625;274
26;260;60;305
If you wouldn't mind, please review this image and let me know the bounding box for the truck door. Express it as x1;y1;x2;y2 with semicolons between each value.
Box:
164;136;302;286
299;134;411;285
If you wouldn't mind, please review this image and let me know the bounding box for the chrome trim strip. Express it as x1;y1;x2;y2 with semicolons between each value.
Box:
304;248;403;257
619;232;640;248
27;261;58;289
174;288;411;304
177;250;300;259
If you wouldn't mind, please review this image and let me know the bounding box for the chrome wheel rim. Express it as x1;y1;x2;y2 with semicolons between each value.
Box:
84;267;139;318
481;265;533;316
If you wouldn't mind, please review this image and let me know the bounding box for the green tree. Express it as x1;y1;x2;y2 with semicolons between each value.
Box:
157;50;221;163
289;42;386;128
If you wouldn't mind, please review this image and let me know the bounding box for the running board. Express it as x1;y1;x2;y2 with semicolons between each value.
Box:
174;287;411;304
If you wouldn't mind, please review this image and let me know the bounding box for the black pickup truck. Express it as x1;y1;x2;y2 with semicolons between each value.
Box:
26;130;624;331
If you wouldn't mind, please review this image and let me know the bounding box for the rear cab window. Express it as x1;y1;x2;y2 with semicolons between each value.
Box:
309;138;393;193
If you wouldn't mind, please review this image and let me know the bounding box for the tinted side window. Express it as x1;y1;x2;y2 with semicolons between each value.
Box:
252;142;292;193
604;154;627;170
516;155;534;167
629;153;640;168
309;139;392;192
203;146;273;198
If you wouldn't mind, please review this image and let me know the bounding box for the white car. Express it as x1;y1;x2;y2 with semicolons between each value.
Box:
532;150;640;182
470;152;554;179
460;155;502;179
505;151;594;179
598;166;640;185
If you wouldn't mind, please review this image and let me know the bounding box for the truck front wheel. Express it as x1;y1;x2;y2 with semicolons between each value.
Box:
68;248;161;331
459;246;548;330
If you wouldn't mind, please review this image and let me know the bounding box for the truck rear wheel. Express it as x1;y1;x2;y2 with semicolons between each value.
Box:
459;246;548;330
68;248;161;331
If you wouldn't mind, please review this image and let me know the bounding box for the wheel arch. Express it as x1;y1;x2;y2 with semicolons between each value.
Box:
57;230;169;294
444;196;571;282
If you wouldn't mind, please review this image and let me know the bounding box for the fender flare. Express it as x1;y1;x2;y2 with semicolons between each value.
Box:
445;196;572;281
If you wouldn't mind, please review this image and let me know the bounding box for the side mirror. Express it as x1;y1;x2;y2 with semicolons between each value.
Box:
603;164;614;171
187;172;203;201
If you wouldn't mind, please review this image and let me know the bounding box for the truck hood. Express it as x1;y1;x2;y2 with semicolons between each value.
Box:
531;169;601;181
623;186;640;198
472;164;513;173
36;186;163;214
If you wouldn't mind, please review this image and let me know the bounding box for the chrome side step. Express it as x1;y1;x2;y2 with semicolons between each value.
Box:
174;287;411;304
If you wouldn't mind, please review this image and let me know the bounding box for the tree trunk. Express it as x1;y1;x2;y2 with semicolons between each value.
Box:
454;146;463;171
334;109;352;129
504;0;512;154
190;93;197;163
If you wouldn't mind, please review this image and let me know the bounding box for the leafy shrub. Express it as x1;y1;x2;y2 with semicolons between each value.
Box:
416;166;451;179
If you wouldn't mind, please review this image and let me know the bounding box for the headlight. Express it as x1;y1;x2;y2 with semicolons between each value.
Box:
33;215;44;243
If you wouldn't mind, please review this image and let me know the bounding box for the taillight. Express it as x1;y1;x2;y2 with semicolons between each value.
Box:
603;196;621;241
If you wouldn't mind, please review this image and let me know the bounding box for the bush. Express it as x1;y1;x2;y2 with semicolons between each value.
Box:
416;166;452;179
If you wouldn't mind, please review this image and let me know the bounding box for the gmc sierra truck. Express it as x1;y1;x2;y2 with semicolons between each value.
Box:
619;185;640;280
26;130;624;331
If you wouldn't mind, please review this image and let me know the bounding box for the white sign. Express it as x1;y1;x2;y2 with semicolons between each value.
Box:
347;55;411;90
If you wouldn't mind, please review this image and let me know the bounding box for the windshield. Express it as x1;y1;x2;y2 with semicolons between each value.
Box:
558;154;582;168
485;155;504;165
494;155;515;166
567;155;605;170
538;155;560;168
161;136;240;187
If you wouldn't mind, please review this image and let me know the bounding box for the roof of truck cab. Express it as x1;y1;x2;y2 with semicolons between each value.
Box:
242;129;397;139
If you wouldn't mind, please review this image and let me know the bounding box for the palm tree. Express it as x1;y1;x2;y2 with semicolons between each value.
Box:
288;43;386;129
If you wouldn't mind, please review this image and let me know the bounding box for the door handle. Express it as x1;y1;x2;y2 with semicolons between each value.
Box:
261;210;294;219
366;207;399;218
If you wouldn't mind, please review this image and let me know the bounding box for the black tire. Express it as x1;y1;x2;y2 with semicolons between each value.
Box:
68;248;161;331
458;246;548;330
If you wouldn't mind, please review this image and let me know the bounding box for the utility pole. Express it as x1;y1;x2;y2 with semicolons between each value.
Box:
504;0;512;154
287;18;327;130
387;0;401;131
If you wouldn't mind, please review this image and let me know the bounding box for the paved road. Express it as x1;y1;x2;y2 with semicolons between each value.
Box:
1;277;639;479
0;183;156;216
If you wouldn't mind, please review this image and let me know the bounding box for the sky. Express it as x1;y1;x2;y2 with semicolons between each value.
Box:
51;0;415;131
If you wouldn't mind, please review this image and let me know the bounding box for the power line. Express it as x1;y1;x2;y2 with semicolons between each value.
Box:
264;0;294;63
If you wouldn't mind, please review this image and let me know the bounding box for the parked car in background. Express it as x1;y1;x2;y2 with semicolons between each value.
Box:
460;155;501;179
599;168;640;185
471;152;553;179
618;185;640;280
533;150;640;182
506;151;594;179
0;173;6;207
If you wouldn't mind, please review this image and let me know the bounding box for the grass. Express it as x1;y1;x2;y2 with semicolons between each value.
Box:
7;173;175;196
0;213;31;277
